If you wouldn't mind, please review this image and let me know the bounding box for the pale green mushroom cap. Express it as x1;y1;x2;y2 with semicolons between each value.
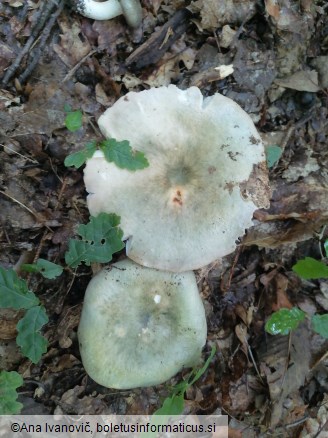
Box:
84;85;270;272
78;259;207;389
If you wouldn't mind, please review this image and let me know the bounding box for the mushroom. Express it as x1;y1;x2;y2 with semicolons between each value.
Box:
78;259;207;389
84;85;270;272
73;0;142;27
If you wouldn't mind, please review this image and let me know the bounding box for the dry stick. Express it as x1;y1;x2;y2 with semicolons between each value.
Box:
1;143;39;164
24;229;51;287
18;0;65;85
0;189;39;218
1;0;58;85
0;190;53;233
63;48;98;83
2;3;47;85
246;340;265;385
221;244;242;292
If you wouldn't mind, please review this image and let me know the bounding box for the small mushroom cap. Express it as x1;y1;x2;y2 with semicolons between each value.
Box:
78;259;207;389
75;0;123;20
74;0;142;27
84;85;270;272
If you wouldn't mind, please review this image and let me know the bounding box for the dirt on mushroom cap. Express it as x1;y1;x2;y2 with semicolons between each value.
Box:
84;85;270;272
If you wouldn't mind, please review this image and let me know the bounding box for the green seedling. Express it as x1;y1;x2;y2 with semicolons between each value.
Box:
0;266;48;363
64;138;149;170
65;109;83;132
265;240;328;338
65;213;124;268
292;257;328;279
265;307;306;335
266;145;282;168
311;314;328;339
141;346;216;437
100;138;149;170
154;345;216;416
22;258;63;279
64;141;97;169
16;306;48;363
0;371;23;415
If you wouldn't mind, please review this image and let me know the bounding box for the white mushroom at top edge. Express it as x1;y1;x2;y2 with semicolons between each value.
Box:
78;259;207;389
84;85;271;272
74;0;142;27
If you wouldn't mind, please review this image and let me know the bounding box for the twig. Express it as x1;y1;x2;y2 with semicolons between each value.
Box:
18;0;65;85
0;189;53;233
0;189;39;218
222;244;242;291
246;339;265;384
63;49;98;83
1;143;39;164
1;0;63;86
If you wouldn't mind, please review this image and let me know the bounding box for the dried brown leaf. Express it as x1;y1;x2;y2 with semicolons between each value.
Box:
54;16;91;67
189;0;257;31
275;70;320;92
272;273;293;311
259;324;311;427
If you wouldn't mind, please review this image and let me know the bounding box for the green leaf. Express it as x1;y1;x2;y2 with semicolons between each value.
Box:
0;371;23;414
189;344;216;386
65;110;83;132
292;257;328;279
265;307;306;335
20;264;41;274
153;346;216;416
64;103;72;113
0;266;39;309
22;259;63;280
64;141;97;169
100;138;149;170
153;393;185;415
266;145;282;168
65;213;124;268
16;306;48;363
312;314;328;339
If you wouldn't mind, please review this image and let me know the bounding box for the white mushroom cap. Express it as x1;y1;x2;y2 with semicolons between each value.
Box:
84;85;270;272
78;259;207;389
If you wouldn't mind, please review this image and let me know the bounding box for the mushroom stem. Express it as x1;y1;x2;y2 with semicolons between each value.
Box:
120;0;142;27
74;0;142;27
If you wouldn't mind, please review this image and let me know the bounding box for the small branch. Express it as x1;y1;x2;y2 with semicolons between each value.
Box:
63;48;98;83
17;0;65;85
1;0;64;86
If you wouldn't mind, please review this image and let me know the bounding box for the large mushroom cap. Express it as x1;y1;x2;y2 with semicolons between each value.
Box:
78;259;207;389
84;85;270;272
